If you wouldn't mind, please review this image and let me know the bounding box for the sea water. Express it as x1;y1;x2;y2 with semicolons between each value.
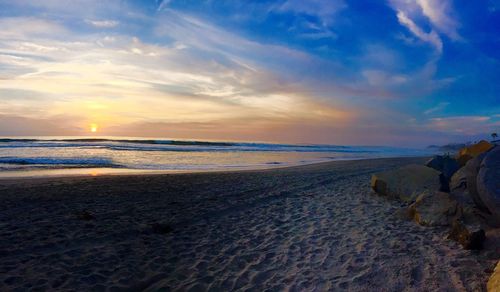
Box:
0;136;436;177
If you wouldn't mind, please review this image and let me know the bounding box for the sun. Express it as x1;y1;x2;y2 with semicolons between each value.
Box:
90;123;98;133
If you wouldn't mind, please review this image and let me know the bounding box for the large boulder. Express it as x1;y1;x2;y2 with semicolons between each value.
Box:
488;260;500;292
426;155;460;181
371;164;442;202
447;219;486;250
408;192;460;226
450;152;489;212
477;146;500;226
457;140;494;166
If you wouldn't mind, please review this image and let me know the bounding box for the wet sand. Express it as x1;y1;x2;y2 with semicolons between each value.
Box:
0;157;498;291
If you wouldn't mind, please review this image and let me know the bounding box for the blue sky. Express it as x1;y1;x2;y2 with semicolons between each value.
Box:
0;0;498;146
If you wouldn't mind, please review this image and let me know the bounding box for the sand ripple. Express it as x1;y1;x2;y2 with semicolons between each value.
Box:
0;158;497;291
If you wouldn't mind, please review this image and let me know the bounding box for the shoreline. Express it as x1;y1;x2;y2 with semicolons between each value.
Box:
1;156;497;291
0;156;429;181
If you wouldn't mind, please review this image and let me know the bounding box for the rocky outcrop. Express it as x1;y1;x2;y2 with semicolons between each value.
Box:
477;146;500;226
426;155;460;181
447;219;486;250
488;260;500;292
457;140;494;166
75;210;95;221
371;164;441;202
408;192;460;226
450;153;489;212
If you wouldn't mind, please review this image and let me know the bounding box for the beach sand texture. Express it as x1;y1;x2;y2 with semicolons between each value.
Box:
0;157;498;291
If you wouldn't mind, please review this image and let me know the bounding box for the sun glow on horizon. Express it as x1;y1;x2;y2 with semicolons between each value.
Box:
0;1;498;147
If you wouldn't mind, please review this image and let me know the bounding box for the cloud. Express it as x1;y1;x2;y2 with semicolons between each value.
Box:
428;115;496;136
396;11;443;53
277;0;346;23
0;0;128;18
0;114;83;136
0;13;358;132
0;1;488;145
424;102;450;115
416;0;461;40
153;9;454;104
389;0;461;54
85;19;119;28
0;17;68;39
270;0;345;40
156;0;172;11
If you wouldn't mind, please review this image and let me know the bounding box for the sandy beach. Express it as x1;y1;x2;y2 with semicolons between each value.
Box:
0;157;498;291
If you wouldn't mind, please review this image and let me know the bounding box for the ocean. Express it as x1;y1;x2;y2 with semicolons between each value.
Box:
0;136;436;177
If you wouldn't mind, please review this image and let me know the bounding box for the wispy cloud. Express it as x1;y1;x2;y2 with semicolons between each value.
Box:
0;0;495;145
0;17;68;38
416;0;461;40
424;102;450;115
156;0;171;11
268;0;346;41
0;12;358;133
277;0;346;23
85;19;119;28
396;11;443;53
428;115;496;135
389;0;461;55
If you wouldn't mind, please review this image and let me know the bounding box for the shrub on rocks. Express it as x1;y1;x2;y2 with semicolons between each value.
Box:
457;140;494;166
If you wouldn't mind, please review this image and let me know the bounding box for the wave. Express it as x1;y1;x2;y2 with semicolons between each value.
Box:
0;138;236;146
0;138;381;153
0;156;118;167
103;145;377;153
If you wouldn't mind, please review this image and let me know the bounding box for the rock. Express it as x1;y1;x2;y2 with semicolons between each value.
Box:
371;164;442;202
75;210;95;221
477;146;500;226
439;173;450;193
151;223;173;234
457;154;473;168
409;192;460;226
457;140;494;166
425;155;460;181
447;219;485;250
450;166;467;193
450;153;489;212
488;260;500;292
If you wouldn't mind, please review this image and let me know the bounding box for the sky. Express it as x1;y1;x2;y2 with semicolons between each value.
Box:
0;0;499;147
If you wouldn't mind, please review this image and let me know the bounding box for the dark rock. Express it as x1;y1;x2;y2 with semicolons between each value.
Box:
426;155;460;181
75;210;95;221
371;164;441;203
447;219;485;250
439;173;450;193
457;154;473;168
450;166;468;193
477;146;500;226
151;223;173;234
449;153;489;212
408;192;460;226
